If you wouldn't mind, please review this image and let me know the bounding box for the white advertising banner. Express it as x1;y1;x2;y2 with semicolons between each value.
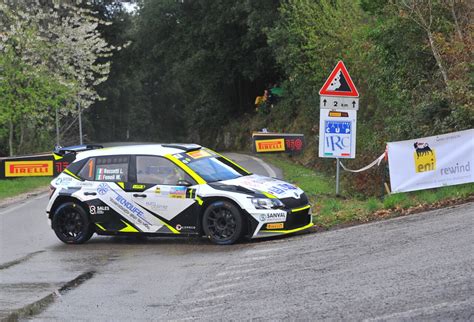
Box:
388;129;473;193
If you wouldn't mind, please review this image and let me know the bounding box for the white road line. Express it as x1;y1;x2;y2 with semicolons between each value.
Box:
249;156;277;178
188;293;235;305
201;282;243;294
216;267;260;277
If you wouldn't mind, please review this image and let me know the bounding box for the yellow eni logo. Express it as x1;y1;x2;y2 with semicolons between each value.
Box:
413;142;436;173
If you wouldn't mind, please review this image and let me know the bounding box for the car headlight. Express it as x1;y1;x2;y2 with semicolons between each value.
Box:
251;198;284;209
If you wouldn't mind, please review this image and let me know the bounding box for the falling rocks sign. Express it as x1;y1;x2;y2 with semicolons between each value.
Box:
252;132;305;155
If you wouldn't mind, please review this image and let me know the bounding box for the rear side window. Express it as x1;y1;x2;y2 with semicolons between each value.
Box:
78;158;95;181
94;156;129;182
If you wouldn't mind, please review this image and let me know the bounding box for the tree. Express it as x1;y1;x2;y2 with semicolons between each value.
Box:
0;1;115;155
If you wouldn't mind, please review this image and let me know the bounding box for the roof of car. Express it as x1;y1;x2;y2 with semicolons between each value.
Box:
74;143;202;161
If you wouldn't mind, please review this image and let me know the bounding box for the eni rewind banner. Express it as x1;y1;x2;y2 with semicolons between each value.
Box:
387;129;473;193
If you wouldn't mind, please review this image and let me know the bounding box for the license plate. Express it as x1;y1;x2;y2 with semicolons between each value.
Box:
266;223;284;229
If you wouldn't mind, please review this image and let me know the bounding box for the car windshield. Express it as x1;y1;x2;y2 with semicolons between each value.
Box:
186;156;249;183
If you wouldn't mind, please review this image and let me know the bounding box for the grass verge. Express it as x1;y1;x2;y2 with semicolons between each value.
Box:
262;155;474;230
0;177;51;200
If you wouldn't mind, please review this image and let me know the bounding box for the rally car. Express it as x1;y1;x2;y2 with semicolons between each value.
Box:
47;144;313;245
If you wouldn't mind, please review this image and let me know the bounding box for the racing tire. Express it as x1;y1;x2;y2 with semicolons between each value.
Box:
202;201;243;245
52;202;94;244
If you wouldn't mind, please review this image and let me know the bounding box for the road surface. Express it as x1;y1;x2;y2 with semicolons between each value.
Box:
0;153;472;321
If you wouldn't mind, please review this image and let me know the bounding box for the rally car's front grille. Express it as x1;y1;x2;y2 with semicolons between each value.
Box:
280;193;308;209
285;208;311;230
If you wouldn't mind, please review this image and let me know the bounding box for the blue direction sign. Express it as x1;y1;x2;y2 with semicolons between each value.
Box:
319;110;357;158
325;121;351;134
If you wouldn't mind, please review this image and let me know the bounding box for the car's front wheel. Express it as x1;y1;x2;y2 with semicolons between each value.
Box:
52;202;94;244
202;201;243;245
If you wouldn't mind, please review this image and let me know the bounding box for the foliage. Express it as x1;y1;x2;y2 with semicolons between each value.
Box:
87;0;282;144
0;1;114;155
0;0;471;200
0;177;52;200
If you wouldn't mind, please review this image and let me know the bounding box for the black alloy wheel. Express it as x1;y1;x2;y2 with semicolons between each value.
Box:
52;202;94;244
202;201;244;245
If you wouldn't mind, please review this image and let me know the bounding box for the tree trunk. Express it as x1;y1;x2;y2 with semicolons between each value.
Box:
449;0;463;42
8;119;14;157
426;30;449;90
19;121;24;153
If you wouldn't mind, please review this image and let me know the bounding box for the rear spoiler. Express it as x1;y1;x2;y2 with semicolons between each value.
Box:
162;143;202;152
53;144;103;157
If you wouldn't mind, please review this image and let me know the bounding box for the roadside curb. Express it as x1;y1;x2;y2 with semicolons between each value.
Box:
1;271;95;322
310;195;474;234
0;187;49;210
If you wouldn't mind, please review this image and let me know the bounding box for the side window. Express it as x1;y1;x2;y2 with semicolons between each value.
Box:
94;156;129;182
136;156;194;185
78;158;95;181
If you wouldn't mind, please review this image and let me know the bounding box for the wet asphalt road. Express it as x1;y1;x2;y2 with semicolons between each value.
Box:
0;153;473;321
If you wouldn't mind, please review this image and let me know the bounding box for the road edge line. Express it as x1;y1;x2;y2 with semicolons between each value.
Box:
248;156;277;178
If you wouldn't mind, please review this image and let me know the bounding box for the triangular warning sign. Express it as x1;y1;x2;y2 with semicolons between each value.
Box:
319;61;359;97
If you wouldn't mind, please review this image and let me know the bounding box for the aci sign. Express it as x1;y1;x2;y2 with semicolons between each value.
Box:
318;110;357;158
318;61;359;159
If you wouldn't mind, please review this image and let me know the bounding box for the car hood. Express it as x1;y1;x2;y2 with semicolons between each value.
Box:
218;174;304;199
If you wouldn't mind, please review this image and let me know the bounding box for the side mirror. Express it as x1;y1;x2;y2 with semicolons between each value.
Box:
177;180;192;187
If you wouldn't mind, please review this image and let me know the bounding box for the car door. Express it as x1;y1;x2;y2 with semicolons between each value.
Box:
78;155;164;233
131;155;200;234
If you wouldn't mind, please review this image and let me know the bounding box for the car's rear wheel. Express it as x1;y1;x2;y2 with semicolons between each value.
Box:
202;201;243;245
52;202;94;244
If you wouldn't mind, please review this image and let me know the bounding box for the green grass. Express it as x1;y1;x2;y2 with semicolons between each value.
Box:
262;155;474;229
0;177;52;200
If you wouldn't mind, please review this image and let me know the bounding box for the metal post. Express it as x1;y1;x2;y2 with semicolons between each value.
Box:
55;107;60;146
78;101;83;145
336;158;340;196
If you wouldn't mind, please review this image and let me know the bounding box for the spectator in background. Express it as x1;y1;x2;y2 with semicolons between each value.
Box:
255;89;270;114
255;94;265;111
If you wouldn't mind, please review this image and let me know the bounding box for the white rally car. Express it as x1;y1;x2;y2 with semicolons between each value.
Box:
47;144;313;245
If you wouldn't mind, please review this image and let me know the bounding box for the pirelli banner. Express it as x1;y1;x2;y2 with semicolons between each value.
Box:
0;153;70;179
252;132;305;155
387;129;473;193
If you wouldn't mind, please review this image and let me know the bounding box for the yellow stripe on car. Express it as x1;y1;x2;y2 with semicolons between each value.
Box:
162;221;180;234
95;223;106;231
195;196;204;206
208;149;251;174
119;220;139;233
63;169;81;180
164;154;206;185
262;192;277;199
291;205;311;213
260;222;314;234
53;153;63;161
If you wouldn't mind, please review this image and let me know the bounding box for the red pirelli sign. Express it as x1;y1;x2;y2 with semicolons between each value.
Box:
252;132;305;155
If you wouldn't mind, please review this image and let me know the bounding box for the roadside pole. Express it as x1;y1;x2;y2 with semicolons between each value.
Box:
78;101;83;145
318;61;359;196
55;107;60;146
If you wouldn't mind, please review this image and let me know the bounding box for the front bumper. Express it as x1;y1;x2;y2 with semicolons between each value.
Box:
250;204;313;238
